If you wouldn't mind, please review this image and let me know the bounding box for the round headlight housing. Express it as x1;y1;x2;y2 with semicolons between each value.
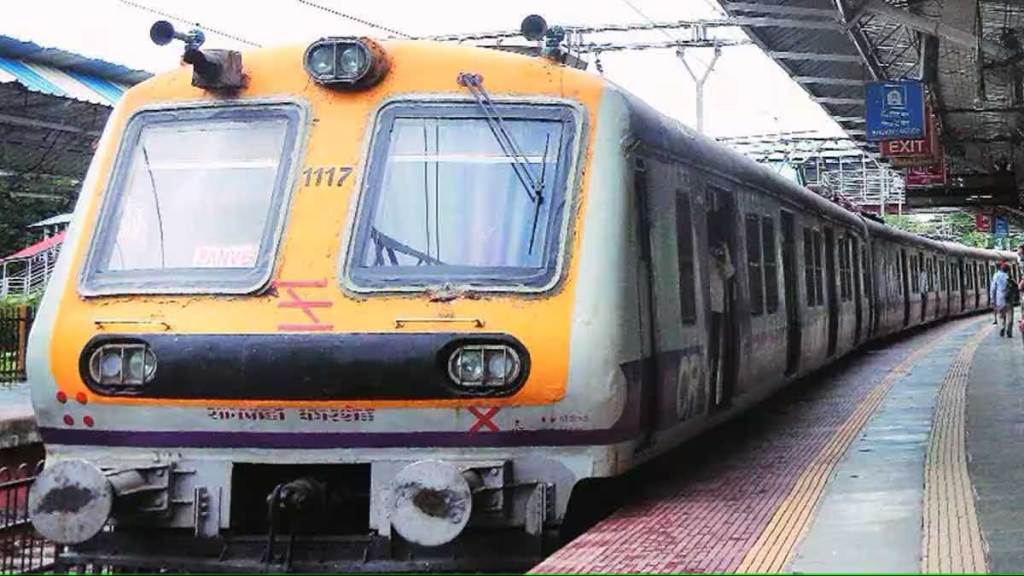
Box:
88;343;157;390
99;350;122;380
337;45;368;77
447;344;523;391
306;44;336;79
303;37;389;89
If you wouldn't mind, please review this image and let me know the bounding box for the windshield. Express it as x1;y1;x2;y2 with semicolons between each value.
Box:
349;102;578;290
81;103;303;295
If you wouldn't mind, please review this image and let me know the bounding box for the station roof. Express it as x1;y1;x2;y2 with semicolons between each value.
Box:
0;35;151;180
719;0;1024;218
1;230;64;262
27;213;72;228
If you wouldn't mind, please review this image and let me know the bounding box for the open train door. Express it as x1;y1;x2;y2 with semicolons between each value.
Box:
781;211;801;375
705;187;739;412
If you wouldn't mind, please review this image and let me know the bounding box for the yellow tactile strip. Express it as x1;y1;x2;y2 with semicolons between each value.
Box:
922;323;993;573
737;318;984;573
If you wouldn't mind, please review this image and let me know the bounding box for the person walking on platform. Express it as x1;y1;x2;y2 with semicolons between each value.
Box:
991;262;1014;337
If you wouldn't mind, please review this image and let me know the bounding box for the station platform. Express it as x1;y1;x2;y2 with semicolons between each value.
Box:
0;383;39;450
532;315;1023;573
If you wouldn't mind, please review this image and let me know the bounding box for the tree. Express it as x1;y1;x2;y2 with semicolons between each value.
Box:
0;176;77;258
886;211;1007;249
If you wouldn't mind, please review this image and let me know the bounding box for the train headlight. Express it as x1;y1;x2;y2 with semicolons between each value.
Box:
306;44;335;77
447;345;522;389
487;351;517;380
99;350;122;380
88;344;157;389
457;349;485;382
303;37;389;89
338;45;368;76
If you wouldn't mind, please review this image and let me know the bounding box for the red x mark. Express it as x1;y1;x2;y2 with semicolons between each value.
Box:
468;406;501;432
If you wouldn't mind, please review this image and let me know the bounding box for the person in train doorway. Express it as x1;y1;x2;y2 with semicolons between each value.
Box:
991;262;1016;338
708;240;735;408
1017;243;1024;268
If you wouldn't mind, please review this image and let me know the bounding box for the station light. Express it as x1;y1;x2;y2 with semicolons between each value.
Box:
303;37;390;89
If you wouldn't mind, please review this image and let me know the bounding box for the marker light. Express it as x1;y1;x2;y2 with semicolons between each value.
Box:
303;37;389;89
447;345;522;390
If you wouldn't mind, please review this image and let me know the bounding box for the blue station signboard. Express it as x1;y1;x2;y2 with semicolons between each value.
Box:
995;216;1010;237
865;80;926;141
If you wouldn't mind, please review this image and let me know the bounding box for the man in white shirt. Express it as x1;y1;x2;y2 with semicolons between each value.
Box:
991;262;1011;337
708;241;735;407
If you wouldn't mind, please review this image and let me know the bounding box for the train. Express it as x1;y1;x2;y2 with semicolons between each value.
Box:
25;17;1017;572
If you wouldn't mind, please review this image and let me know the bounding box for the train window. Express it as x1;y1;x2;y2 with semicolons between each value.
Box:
676;194;697;324
804;228;816;306
923;258;928;293
762;218;778;314
836;237;846;301
910;255;920;293
81;102;305;295
813;230;824;306
349;101;579;290
897;254;904;295
746;215;764;316
861;246;870;300
838;236;851;302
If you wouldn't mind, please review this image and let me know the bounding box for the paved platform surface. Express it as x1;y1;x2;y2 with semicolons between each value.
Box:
0;383;39;449
967;323;1024;572
532;315;1018;573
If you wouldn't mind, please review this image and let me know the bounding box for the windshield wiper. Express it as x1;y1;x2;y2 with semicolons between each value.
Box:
370;227;445;266
457;72;549;255
141;144;167;268
528;134;551;255
457;72;545;204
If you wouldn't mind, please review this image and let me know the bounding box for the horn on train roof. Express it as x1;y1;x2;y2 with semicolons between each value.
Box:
149;20;246;92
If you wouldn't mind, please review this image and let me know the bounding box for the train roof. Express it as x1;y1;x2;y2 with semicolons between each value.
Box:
611;84;864;231
601;77;1010;263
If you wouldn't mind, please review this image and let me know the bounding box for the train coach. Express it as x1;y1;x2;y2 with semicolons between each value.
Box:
24;18;1017;572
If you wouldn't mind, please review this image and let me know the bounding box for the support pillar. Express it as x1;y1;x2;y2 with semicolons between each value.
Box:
677;45;722;134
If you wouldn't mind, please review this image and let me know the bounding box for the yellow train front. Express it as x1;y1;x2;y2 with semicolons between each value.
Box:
25;28;643;571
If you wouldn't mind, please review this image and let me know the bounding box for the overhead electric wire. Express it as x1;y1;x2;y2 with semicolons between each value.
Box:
620;0;679;42
295;0;411;38
116;0;262;47
423;18;742;42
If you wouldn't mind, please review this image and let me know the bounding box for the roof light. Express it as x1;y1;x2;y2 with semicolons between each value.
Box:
303;37;389;89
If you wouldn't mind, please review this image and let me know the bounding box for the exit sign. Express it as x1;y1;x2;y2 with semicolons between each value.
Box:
881;137;932;156
881;105;936;161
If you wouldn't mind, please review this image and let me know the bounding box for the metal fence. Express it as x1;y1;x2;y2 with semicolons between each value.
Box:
0;308;33;385
0;460;56;574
